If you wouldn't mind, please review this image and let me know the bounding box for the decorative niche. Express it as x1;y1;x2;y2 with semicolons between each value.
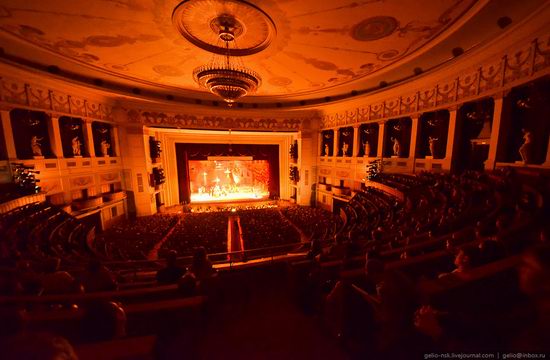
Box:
92;122;113;157
60;116;86;158
10;109;53;159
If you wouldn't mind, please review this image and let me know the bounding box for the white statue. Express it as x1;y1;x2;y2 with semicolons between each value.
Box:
100;140;111;157
342;142;349;156
428;136;438;157
364;141;371;157
31;136;43;156
519;128;532;164
71;136;82;156
391;137;401;157
324;143;329;156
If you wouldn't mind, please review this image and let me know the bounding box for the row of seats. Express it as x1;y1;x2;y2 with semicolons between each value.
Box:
291;169;547;357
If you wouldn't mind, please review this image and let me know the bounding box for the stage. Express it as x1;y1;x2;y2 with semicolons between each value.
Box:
188;158;272;204
176;143;281;205
164;199;288;214
190;191;270;204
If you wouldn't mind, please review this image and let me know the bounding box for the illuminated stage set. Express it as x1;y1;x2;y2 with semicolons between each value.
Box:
189;158;270;203
176;143;280;204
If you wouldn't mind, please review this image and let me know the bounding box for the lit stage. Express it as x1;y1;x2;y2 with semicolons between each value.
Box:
190;189;269;203
188;158;271;204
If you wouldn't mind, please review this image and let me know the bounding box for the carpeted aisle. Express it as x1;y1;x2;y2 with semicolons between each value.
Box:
192;265;349;360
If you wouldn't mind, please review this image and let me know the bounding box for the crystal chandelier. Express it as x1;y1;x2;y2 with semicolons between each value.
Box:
193;15;261;105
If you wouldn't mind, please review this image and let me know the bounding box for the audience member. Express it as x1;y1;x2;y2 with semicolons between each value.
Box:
41;258;78;295
2;332;78;360
156;250;185;284
80;301;127;342
190;247;214;281
438;246;480;278
512;245;550;351
81;259;118;293
177;271;197;296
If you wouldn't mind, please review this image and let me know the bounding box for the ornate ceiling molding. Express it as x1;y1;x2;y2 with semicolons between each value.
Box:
0;0;481;100
321;32;550;129
172;0;277;57
125;108;317;132
0;75;114;121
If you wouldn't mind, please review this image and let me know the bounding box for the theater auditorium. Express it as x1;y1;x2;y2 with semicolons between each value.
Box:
0;0;549;359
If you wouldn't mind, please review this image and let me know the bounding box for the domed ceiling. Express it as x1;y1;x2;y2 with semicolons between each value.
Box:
0;0;545;104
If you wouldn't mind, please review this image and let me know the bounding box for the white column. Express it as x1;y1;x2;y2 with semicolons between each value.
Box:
444;108;458;160
0;110;17;160
48;115;64;158
485;95;505;170
318;131;323;157
377;122;385;158
409;115;420;160
83;119;95;158
352;125;360;157
112;125;121;157
333;129;338;157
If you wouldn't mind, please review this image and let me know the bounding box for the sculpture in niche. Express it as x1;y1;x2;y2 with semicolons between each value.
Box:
364;141;371;157
391;137;401;157
428;136;438;157
100;140;111;157
518;128;533;164
72;136;82;156
324;143;329;156
31;136;43;157
342;142;349;157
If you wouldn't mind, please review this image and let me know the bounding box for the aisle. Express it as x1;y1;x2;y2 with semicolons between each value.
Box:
279;208;311;243
147;217;182;260
194;266;349;360
227;215;244;261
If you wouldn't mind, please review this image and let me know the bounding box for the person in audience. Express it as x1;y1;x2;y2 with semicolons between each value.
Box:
307;238;322;259
364;271;418;358
512;244;550;351
177;271;197;296
438;246;480;278
2;332;78;360
363;250;385;294
80;301;127;342
190;247;214;281
316;236;346;262
412;305;467;353
156;250;185;284
41;258;79;295
478;238;506;265
15;260;41;295
81;259;118;293
371;227;384;245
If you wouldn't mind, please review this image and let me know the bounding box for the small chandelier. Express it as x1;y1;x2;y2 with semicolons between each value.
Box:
193;15;261;105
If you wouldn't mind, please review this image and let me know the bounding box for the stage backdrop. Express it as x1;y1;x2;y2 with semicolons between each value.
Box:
175;143;280;203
